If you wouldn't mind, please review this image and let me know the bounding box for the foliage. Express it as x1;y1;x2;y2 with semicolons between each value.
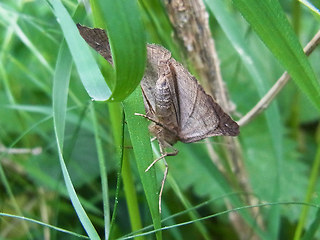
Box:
0;0;320;239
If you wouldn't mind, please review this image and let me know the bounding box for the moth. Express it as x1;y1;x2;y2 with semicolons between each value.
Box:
77;24;239;212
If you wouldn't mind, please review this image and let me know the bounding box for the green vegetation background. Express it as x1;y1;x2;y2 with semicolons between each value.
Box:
1;0;320;239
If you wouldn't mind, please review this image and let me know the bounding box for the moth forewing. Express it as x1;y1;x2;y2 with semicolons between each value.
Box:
76;24;113;65
168;60;239;142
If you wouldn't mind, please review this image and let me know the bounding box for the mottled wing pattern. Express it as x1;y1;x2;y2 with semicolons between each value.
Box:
76;24;113;65
139;45;163;115
169;60;239;143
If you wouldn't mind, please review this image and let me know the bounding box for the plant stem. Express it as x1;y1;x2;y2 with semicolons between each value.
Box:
238;30;320;127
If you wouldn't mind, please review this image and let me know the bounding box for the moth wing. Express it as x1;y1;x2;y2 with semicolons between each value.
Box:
141;86;156;119
76;24;113;65
170;60;239;143
140;45;161;112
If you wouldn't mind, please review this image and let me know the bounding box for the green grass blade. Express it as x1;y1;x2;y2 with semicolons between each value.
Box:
231;0;320;111
52;41;100;239
52;42;71;145
88;0;157;236
123;87;162;240
88;0;148;236
139;0;180;57
47;0;111;101
299;0;320;15
294;130;320;240
94;0;147;102
90;102;111;239
7;22;53;74
121;147;145;240
0;212;89;239
301;208;320;240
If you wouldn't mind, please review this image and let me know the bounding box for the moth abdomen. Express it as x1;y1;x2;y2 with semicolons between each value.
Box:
155;77;174;111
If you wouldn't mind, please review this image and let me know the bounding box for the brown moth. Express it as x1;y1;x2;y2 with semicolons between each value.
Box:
76;24;239;212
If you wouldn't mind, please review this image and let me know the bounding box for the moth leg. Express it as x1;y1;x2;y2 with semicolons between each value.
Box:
145;142;178;213
134;113;156;122
135;112;168;131
159;156;168;213
134;113;175;135
144;147;178;172
157;144;178;213
145;152;167;172
144;149;168;213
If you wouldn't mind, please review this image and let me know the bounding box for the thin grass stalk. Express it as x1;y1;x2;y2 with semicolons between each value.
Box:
90;103;111;239
121;147;145;240
294;124;320;240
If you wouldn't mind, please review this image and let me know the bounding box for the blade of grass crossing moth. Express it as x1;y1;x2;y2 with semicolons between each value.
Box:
88;2;145;234
95;0;146;102
89;0;149;236
91;0;161;236
123;87;162;240
53;41;100;239
85;7;127;236
47;0;111;101
231;0;320;111
86;7;129;234
205;1;283;238
88;0;106;30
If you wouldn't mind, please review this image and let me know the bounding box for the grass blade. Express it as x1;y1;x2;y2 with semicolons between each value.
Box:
123;87;162;240
294;129;320;240
231;0;320;111
52;40;100;239
90;102;111;239
48;0;111;101
95;0;147;101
